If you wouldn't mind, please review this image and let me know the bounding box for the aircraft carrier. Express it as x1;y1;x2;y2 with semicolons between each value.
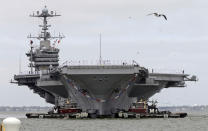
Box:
12;6;197;117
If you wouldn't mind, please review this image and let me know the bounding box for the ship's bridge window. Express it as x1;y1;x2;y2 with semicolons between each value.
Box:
134;102;145;109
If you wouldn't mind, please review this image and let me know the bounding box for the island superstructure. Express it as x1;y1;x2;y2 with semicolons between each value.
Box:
13;6;197;117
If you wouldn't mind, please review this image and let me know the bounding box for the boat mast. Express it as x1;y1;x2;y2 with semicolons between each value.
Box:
30;44;33;74
99;33;102;65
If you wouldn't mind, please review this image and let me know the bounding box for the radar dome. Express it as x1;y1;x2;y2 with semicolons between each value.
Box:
42;7;48;14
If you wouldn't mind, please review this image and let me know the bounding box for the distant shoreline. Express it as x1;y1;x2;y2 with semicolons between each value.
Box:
0;106;51;112
0;105;207;112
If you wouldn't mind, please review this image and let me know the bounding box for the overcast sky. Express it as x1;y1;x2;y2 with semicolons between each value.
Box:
0;0;207;106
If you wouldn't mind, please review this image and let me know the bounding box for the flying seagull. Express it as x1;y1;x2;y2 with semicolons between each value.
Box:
147;13;167;20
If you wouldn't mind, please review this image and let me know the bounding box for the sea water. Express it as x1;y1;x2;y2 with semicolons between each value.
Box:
0;112;208;131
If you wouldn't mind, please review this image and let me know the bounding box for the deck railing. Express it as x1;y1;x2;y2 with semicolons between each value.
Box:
60;60;140;67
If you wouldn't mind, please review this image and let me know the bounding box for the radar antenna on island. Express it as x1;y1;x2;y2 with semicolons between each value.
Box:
28;6;65;40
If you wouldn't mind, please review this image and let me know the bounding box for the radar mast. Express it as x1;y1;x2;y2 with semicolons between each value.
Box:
26;6;63;72
28;6;64;41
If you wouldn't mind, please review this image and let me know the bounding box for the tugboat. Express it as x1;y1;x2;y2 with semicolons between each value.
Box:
117;100;187;118
128;100;149;114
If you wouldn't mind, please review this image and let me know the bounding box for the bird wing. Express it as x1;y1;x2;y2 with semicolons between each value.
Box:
161;15;167;20
147;13;157;16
